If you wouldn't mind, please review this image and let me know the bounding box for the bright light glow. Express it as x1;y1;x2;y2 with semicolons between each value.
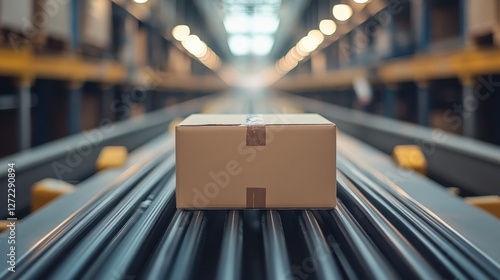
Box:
224;14;279;34
319;19;337;35
307;30;324;46
228;35;251;56
285;53;296;65
332;4;353;21
353;0;369;3
297;32;321;53
297;37;315;53
279;57;297;72
133;0;148;3
172;25;190;41
201;51;221;70
295;45;308;57
182;35;208;57
193;42;208;58
290;47;304;61
224;14;251;33
252;15;279;33
251;35;274;55
228;35;274;56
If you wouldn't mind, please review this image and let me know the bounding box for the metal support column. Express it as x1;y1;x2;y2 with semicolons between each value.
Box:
145;90;155;112
68;0;81;135
69;82;82;135
495;91;500;145
461;76;477;138
382;84;398;119
101;84;115;122
417;81;430;126
70;0;80;52
459;0;468;47
413;0;430;52
18;78;32;150
388;10;396;58
34;80;48;146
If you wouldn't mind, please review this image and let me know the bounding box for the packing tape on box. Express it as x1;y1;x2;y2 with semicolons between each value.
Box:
246;188;266;208
244;115;267;208
245;114;266;146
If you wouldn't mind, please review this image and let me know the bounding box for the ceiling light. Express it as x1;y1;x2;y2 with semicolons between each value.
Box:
252;15;280;33
228;35;251;56
297;37;316;53
251;35;274;55
133;0;148;3
224;14;251;33
295;45;308;57
193;41;208;58
224;14;280;34
319;19;337;35
307;29;324;46
290;47;304;61
332;4;353;21
182;35;206;57
172;25;190;41
353;0;369;3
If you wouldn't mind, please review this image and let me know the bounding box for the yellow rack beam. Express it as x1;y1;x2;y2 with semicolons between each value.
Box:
0;47;126;83
274;48;500;91
0;47;229;92
379;48;500;83
273;67;367;92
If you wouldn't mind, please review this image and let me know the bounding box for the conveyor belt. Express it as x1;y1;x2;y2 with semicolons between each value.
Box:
4;148;500;279
2;94;500;279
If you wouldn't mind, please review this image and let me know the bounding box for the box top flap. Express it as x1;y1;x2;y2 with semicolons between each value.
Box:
178;114;333;126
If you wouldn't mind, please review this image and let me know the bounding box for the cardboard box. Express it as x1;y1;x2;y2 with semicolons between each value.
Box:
175;114;336;209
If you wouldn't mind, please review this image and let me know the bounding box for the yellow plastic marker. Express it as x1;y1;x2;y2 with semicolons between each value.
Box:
465;196;500;219
32;179;75;211
392;145;427;175
0;220;13;233
96;146;128;171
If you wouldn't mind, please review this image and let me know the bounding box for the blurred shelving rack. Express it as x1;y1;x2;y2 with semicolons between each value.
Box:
272;0;500;146
0;0;227;157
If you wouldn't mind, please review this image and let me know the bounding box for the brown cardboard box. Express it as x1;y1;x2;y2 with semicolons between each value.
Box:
175;114;336;209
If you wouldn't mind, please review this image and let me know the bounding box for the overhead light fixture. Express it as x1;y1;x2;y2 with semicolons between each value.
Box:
307;30;324;46
353;0;369;3
251;35;274;55
224;14;251;33
172;25;190;41
332;4;353;21
224;14;279;34
297;37;316;53
228;35;275;56
290;47;305;61
133;0;148;3
252;15;279;34
319;19;337;35
182;35;207;57
228;35;251;56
